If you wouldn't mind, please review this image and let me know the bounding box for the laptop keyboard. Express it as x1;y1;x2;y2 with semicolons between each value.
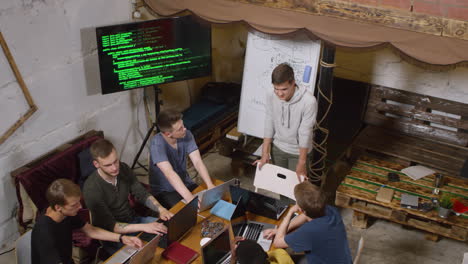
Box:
238;223;263;241
219;254;232;264
139;218;166;242
139;232;157;242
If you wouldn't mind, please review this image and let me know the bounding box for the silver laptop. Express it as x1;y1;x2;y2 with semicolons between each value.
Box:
105;234;160;264
201;227;232;264
230;196;276;251
193;178;238;212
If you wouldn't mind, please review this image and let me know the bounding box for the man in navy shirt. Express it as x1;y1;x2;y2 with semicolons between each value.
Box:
149;109;215;208
264;181;352;264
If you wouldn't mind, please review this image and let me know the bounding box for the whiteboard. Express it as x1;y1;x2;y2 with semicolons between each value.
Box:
238;31;321;138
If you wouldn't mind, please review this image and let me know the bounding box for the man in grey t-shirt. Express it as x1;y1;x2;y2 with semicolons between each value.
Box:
254;63;317;182
149;109;215;209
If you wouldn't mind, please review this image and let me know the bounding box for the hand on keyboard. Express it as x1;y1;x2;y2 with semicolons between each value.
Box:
122;235;144;249
142;222;167;235
263;228;277;240
159;207;173;221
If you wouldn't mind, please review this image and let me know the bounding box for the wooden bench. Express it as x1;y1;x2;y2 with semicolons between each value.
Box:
336;156;468;241
194;110;238;155
352;84;468;178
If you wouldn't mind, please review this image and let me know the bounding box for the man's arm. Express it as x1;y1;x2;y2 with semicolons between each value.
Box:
273;205;302;248
81;223;143;249
112;221;167;235
295;147;308;182
297;96;317;179
264;207;307;240
255;91;275;169
145;196;173;220
157;161;195;202
253;138;272;169
188;149;215;189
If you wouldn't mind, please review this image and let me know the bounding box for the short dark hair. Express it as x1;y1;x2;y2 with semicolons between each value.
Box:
157;109;183;132
46;179;81;210
89;138;115;160
271;63;295;85
294;181;326;218
235;240;269;264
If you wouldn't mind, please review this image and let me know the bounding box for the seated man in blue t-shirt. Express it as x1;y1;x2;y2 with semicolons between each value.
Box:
149;109;215;209
263;181;352;264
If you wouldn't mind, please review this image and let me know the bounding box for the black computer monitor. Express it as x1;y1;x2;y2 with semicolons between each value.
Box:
95;15;212;94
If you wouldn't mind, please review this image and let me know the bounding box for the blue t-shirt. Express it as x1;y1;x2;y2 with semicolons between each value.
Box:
149;130;198;193
285;205;352;264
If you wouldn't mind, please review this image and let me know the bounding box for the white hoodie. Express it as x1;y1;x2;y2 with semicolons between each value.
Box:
264;86;317;155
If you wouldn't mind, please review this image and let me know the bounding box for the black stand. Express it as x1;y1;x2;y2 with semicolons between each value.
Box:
131;85;162;170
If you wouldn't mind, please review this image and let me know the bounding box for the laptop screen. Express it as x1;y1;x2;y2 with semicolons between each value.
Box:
202;228;231;264
229;185;288;219
167;196;199;243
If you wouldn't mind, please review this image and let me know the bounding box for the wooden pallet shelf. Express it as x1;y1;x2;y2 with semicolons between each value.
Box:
336;156;468;241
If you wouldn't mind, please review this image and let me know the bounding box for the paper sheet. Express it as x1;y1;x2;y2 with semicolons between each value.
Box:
401;165;435;180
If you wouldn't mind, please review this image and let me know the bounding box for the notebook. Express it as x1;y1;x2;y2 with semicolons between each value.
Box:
162;241;198;264
201;227;232;264
210;200;237;220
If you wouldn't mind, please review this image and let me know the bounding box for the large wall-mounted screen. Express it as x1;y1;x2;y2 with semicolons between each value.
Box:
96;16;211;94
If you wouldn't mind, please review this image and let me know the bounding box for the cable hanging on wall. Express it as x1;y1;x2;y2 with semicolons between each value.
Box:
309;46;336;184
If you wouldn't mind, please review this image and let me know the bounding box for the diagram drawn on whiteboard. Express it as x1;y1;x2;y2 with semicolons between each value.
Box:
238;31;321;139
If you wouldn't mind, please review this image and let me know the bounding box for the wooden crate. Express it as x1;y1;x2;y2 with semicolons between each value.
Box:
336;156;468;241
352;84;468;178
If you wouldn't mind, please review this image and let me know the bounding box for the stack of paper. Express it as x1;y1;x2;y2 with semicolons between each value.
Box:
401;165;435;180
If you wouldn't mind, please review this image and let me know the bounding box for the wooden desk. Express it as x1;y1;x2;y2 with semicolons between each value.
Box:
336;156;468;241
104;179;283;264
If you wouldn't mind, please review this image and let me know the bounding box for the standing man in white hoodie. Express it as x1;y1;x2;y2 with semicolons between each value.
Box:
254;63;317;182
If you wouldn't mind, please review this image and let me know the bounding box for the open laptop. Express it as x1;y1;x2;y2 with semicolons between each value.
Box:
193;178;238;212
230;185;289;220
139;196;199;248
105;234;160;264
201;227;232;264
230;194;276;251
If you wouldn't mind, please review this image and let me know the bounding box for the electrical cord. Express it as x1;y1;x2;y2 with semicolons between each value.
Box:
309;59;336;183
0;247;14;256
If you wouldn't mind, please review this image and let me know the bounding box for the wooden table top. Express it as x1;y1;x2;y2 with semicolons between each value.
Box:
104;179;284;264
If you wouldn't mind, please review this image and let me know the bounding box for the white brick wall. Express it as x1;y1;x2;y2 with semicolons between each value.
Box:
335;47;468;104
0;0;149;247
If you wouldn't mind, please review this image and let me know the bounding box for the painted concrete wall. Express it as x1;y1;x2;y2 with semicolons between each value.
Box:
335;47;468;104
0;0;150;247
